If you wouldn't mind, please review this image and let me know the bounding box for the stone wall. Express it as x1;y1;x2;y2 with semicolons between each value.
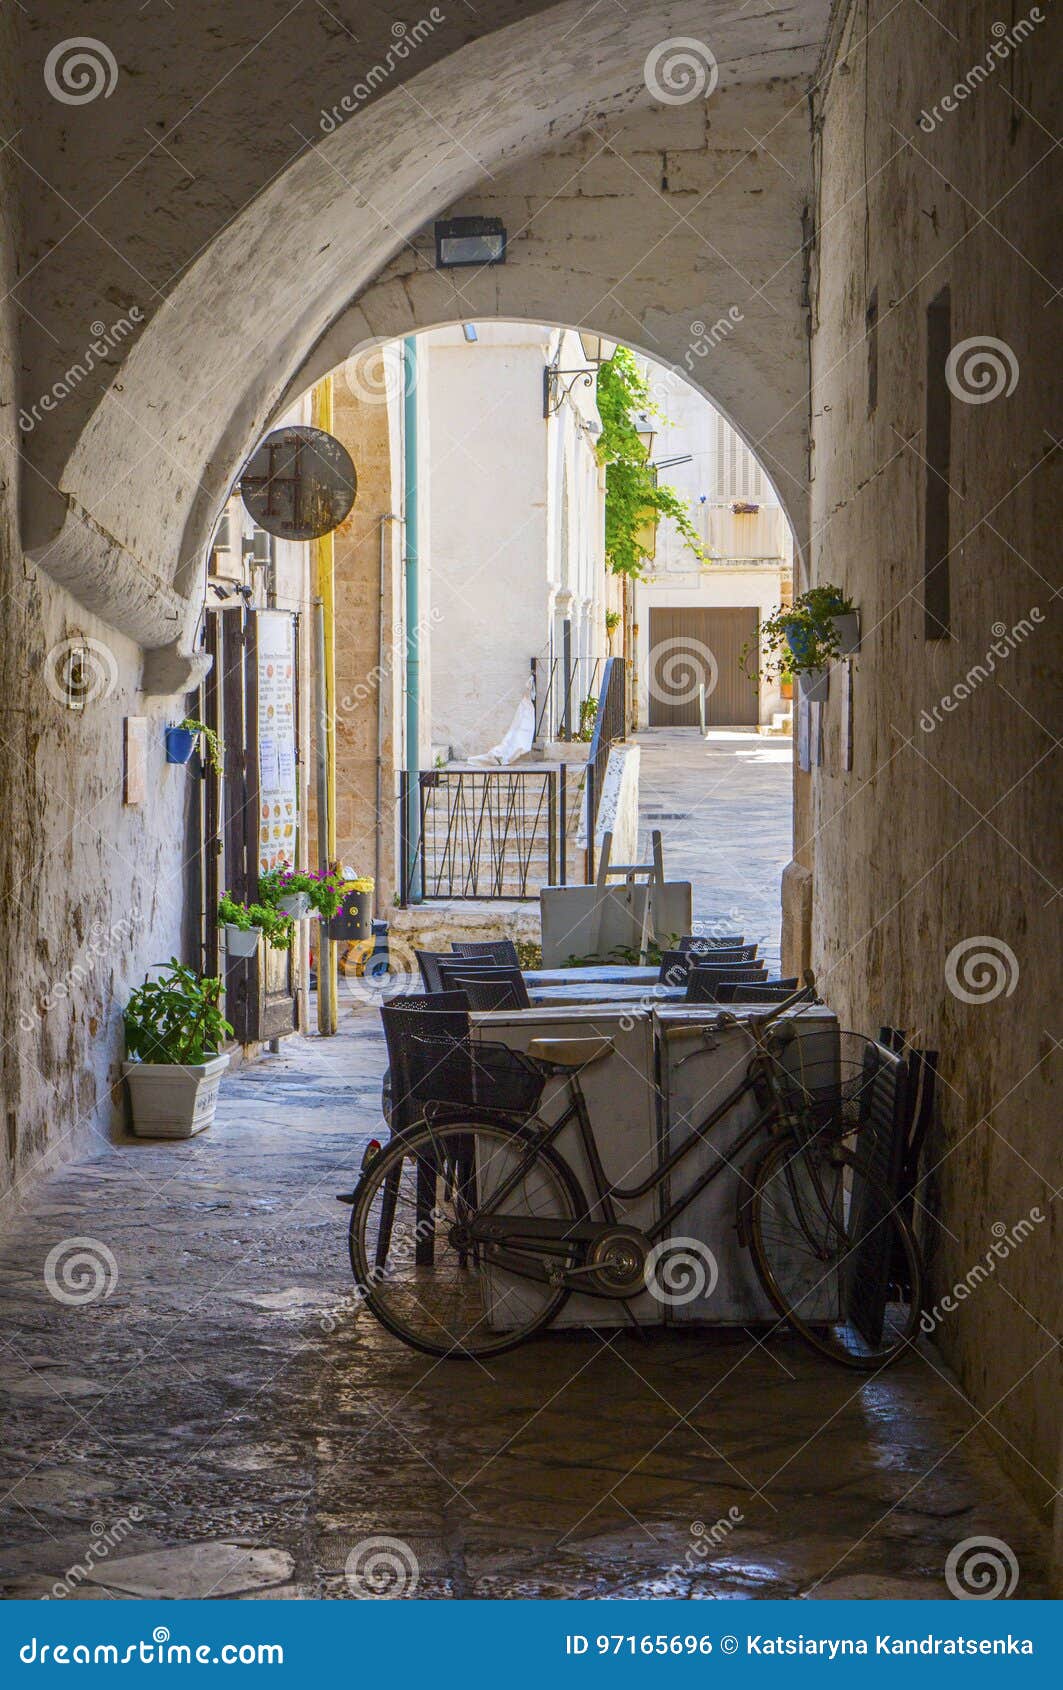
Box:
330;360;403;910
801;0;1061;1531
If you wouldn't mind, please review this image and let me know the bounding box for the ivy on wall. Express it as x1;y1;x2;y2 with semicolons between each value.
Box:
595;347;709;578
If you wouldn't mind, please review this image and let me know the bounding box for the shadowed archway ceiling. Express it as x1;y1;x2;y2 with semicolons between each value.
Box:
16;0;831;658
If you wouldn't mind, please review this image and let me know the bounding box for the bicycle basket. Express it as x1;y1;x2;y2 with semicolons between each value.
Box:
409;1033;545;1118
769;1029;889;1139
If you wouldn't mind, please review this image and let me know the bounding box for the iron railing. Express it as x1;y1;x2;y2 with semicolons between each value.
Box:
401;768;571;901
584;656;627;879
532;654;603;743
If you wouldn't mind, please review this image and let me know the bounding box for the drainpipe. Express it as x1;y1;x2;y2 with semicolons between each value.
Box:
377;512;402;913
403;336;422;902
312;375;338;1031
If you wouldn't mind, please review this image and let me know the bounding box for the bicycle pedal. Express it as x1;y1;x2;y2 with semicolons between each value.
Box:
335;1191;357;1205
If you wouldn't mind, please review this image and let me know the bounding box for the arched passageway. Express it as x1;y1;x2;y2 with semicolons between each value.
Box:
0;0;1058;1588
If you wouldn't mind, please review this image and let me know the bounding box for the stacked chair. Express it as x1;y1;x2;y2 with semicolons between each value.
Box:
655;933;799;1004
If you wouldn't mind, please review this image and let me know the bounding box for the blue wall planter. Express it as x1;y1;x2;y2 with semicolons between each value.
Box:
782;619;817;668
165;725;197;765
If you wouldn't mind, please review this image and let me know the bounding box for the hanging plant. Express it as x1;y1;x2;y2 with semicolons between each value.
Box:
217;892;293;951
740;584;858;683
595;349;710;579
175;717;223;774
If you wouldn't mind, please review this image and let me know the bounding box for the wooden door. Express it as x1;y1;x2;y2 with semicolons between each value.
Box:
246;610;300;1042
204;606;300;1043
647;606;759;726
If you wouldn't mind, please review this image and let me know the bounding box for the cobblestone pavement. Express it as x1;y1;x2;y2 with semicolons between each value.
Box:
635;729;793;971
0;1001;1052;1601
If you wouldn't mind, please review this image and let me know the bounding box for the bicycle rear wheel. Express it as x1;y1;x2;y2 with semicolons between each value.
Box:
747;1135;922;1368
348;1117;585;1358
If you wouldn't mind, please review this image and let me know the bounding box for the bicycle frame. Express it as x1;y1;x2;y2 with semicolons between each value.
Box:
458;992;817;1267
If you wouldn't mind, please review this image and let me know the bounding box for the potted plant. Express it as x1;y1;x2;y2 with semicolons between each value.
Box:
165;717;223;772
259;866;313;920
123;960;233;1138
330;874;375;942
741;585;859;704
217;893;293;956
801;584;860;656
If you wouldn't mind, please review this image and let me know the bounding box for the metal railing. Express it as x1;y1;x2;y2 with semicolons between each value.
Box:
584;656;627;880
401;768;571;901
533;654;603;743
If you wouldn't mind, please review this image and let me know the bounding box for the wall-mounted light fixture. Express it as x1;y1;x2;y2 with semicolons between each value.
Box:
577;331;617;366
543;360;596;418
461;323;478;342
434;217;506;267
635;411;657;460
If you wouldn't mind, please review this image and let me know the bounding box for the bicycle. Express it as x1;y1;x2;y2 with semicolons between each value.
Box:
347;980;923;1368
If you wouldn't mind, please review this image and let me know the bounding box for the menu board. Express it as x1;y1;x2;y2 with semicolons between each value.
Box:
256;611;298;874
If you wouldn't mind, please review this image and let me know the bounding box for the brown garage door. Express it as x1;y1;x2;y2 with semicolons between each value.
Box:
647;606;759;726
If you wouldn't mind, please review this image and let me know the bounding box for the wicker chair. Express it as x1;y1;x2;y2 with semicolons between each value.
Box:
714;979;800;1003
677;934;746;952
658;944;758;984
451;939;521;968
413;950;454;994
685;962;769;1003
437;959;531;1009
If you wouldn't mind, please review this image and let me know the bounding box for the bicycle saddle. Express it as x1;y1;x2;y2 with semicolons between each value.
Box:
527;1036;613;1070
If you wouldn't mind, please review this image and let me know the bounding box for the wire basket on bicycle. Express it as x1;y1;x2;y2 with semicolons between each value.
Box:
382;996;545;1132
766;1028;896;1142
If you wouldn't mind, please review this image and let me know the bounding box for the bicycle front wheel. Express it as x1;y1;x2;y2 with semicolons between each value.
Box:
349;1117;585;1358
747;1136;923;1369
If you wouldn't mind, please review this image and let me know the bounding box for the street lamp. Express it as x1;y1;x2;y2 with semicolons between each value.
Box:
635;411;657;460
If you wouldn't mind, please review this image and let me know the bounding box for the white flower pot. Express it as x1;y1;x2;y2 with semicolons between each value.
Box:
798;666;830;702
123;1053;230;1138
224;923;261;957
277;891;311;919
830;611;860;655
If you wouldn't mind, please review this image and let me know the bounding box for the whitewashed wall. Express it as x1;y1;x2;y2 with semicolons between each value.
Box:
422;324;605;760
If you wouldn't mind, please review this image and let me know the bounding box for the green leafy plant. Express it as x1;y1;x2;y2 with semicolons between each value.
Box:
561;933;681;968
740;585;855;683
605;609;622;638
596;349;710;579
513;938;542;969
179;718;223;775
257;866;348;922
577;695;598;742
217;892;293;950
124;960;233;1065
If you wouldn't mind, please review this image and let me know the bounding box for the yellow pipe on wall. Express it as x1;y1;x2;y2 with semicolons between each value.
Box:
311;376;338;1031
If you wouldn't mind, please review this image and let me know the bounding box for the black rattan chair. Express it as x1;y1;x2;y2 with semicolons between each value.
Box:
380;992;472;1134
658;944;758;985
414;950;453;993
377;992;544;1266
451;939;521;967
685;962;769;1003
438;960;531;1009
446;972;528;1012
714;979;800;1003
678;934;746;952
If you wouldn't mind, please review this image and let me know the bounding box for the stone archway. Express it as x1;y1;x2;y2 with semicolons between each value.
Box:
20;0;829;677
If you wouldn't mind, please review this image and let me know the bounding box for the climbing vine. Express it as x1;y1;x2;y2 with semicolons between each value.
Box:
595;348;709;578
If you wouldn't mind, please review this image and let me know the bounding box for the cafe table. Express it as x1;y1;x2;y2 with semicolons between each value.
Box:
523;965;660;988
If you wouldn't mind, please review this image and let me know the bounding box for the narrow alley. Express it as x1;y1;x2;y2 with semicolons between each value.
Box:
0;1009;1052;1601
